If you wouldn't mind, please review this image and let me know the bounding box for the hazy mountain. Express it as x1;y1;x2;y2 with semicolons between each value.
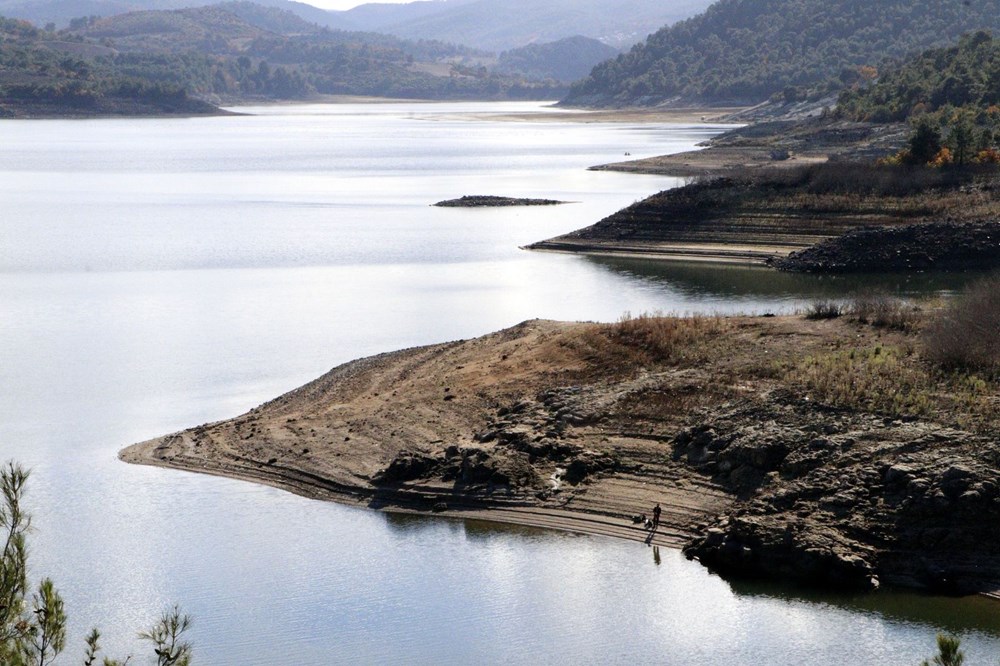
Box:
0;0;353;30
72;4;304;52
0;0;712;53
564;0;1000;108
351;0;715;52
496;36;618;83
341;0;477;31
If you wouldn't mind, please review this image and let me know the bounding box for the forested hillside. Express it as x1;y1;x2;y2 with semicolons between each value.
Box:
496;36;617;83
0;3;567;117
67;5;562;101
838;31;1000;123
564;0;1000;108
0;16;219;116
0;0;352;31
0;0;712;52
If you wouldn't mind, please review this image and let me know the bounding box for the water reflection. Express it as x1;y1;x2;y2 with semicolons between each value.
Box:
388;506;1000;642
727;577;1000;636
383;510;577;543
585;255;999;302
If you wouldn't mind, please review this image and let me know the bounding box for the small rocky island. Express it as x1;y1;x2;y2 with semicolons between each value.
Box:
434;195;568;207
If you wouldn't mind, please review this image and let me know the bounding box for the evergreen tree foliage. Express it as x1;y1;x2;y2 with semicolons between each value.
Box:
838;32;1000;122
920;633;965;666
564;0;1000;107
0;461;193;664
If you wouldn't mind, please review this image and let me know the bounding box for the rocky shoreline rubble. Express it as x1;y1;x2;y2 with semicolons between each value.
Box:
676;396;1000;594
771;221;1000;273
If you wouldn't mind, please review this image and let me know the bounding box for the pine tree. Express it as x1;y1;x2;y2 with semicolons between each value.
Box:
0;461;193;664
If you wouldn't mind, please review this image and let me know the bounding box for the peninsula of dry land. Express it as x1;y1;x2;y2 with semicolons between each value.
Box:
532;155;1000;270
123;308;1000;595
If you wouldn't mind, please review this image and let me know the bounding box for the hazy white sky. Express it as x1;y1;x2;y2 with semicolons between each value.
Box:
306;0;415;10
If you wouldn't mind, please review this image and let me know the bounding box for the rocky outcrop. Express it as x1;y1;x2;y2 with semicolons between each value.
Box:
677;397;1000;594
773;220;1000;273
371;385;620;495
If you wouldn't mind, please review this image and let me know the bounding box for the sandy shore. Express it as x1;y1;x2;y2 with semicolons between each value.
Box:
591;148;828;178
525;238;795;266
475;106;746;124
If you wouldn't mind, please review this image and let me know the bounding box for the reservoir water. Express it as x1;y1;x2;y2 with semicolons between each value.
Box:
0;101;997;664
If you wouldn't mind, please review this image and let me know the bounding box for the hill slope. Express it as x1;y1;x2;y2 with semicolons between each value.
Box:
62;4;562;103
838;31;1000;123
0;0;353;31
564;0;1000;108
0;16;221;116
343;0;714;52
496;36;618;83
0;0;712;52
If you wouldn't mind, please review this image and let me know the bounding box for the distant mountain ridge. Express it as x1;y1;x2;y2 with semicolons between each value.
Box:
346;0;714;52
47;3;566;105
563;0;1000;108
0;0;352;30
0;0;713;52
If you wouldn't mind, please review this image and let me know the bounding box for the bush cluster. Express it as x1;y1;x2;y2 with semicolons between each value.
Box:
924;275;1000;375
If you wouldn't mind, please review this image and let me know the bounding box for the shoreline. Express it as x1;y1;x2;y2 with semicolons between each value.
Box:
121;316;1000;596
478;106;747;124
120;441;689;548
119;318;737;553
524;239;790;266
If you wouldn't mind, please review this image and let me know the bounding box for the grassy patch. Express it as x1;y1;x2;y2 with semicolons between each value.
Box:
786;342;998;426
786;344;934;417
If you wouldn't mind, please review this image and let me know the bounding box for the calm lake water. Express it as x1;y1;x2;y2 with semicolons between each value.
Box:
1;101;997;664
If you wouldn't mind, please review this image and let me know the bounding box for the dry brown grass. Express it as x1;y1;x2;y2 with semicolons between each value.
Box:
576;313;732;375
804;300;844;320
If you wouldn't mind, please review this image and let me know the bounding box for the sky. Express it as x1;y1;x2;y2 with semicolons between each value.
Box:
306;0;416;11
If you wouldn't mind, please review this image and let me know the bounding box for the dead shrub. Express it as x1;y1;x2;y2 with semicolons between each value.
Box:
923;275;1000;375
849;292;920;330
804;300;843;320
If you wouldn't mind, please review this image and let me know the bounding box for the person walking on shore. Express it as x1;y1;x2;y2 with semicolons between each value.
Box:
652;502;661;530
